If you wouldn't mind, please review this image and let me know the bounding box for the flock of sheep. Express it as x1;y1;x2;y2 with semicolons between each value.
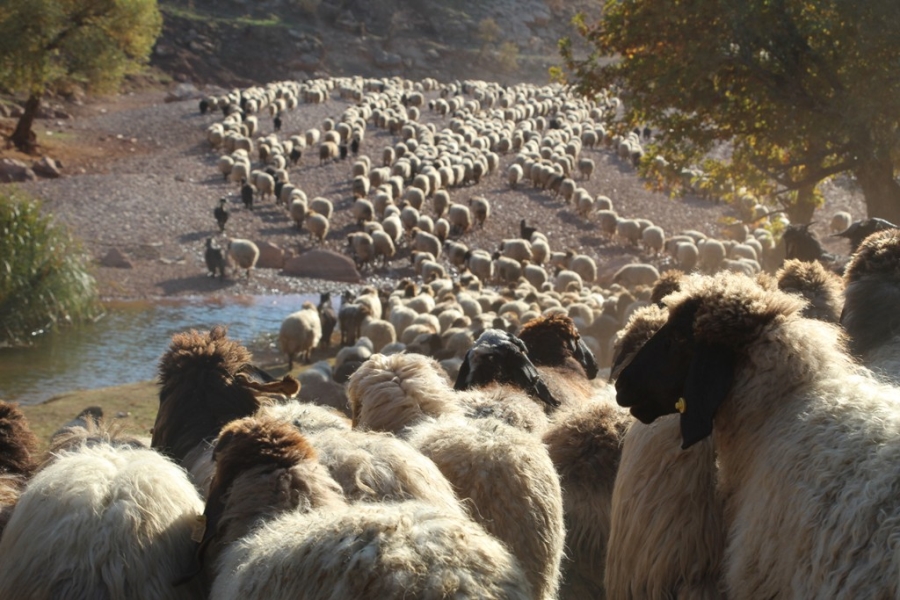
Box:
3;221;900;597
2;73;899;599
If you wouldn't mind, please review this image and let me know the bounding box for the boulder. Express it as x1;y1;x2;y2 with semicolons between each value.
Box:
283;249;360;283
0;159;36;183
255;241;285;269
99;248;133;269
32;157;62;179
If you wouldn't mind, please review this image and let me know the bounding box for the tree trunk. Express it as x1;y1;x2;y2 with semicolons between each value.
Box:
855;156;900;226
10;93;41;153
785;184;817;224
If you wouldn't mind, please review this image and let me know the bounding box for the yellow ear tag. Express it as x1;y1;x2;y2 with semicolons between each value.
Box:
675;398;687;414
191;515;207;543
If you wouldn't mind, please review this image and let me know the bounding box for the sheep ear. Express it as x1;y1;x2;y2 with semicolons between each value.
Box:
453;349;473;390
679;342;735;449
509;355;561;408
574;338;599;380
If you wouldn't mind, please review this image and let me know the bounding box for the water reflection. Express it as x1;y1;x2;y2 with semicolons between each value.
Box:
0;294;323;405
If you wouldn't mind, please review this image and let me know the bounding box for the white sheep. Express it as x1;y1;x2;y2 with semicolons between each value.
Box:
289;197;307;228
0;443;205;599
615;272;900;598
279;301;322;369
641;225;665;255
227;238;260;278
614;263;660;289
212;501;533;600
310;196;334;219
305;211;330;244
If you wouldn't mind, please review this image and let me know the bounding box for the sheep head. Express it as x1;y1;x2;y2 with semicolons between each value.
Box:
0;402;39;479
153;327;273;463
517;313;598;380
454;329;560;409
614;273;802;449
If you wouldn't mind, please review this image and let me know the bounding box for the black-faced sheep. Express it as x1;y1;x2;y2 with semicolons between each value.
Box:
615;271;900;598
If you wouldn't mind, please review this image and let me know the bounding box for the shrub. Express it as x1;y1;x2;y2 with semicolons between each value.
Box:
0;190;101;346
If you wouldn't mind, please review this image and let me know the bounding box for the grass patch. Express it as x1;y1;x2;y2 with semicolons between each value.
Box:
19;380;159;454
160;3;283;28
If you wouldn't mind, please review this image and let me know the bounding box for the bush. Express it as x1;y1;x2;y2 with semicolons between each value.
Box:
0;190;101;346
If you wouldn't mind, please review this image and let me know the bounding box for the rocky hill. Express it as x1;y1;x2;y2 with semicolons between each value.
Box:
150;0;601;88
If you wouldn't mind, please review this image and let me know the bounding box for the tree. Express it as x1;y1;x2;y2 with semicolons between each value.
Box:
561;0;900;224
0;0;162;152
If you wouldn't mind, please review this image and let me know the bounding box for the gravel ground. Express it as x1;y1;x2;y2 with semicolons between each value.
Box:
15;87;868;301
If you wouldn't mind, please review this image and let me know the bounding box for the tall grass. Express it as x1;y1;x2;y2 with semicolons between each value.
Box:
0;190;102;347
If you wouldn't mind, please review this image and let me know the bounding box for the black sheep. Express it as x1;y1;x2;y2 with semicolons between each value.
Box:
834;218;898;253
199;99;209;115
339;144;348;160
350;138;360;156
290;147;302;165
520;219;537;241
273;115;282;132
240;179;254;210
317;292;337;350
214;198;229;232
204;238;226;279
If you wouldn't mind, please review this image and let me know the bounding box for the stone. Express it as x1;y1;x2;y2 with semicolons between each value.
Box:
255;241;285;269
165;83;202;103
0;159;37;183
283;249;360;283
99;248;133;269
32;157;62;179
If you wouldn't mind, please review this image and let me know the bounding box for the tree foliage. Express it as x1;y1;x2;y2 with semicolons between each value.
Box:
561;0;900;224
0;190;102;347
0;0;162;150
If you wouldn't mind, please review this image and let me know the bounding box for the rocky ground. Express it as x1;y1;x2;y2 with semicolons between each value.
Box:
1;81;866;303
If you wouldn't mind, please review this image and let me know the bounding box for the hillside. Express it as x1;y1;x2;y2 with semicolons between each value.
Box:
150;0;602;88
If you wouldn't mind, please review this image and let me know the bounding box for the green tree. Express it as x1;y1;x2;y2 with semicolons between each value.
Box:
477;17;501;63
0;190;101;346
0;0;162;152
561;0;900;224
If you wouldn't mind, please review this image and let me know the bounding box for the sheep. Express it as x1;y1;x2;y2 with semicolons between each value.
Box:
408;414;565;600
319;141;339;164
0;402;38;535
470;195;491;228
201;414;532;600
554;269;583;293
509;163;524;188
351;174;370;198
360;317;396;352
830;210;852;234
614;271;900;598
227;238;260;278
204;237;226;278
347;231;375;271
515;312;601;406
0;441;206;599
410;227;442;260
279;301;322;370
833;217;898;253
775;259;843;323
500;238;533;263
317;292;337;349
614;263;660;289
543;399;633;600
305;211;330;244
338;300;371;347
570;253;597;283
604;303;725;600
466;249;495;282
642;225;665;255
577;157;595;180
841;228;900;377
258;403;464;517
152;326;300;490
309;196;334;219
616;218;642;246
447;203;473;235
371;229;396;267
598;209;619;238
289;197;307;228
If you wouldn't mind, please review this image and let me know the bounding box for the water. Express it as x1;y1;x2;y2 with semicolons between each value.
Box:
0;294;324;405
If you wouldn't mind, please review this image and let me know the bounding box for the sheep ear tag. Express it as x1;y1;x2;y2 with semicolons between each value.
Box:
679;342;734;450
